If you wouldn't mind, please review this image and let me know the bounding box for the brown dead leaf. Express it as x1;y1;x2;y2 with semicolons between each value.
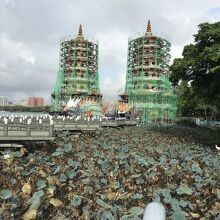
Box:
49;198;63;207
106;192;116;200
47;176;58;185
22;209;37;220
190;212;200;218
47;188;54;197
22;183;31;195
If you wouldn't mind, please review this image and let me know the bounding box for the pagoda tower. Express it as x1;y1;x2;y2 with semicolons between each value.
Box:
51;25;102;114
123;20;177;123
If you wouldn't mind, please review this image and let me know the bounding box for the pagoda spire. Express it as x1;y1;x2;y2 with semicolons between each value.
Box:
77;24;84;39
146;20;152;35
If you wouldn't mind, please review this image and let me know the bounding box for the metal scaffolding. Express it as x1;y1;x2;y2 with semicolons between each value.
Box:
123;20;177;123
51;25;102;115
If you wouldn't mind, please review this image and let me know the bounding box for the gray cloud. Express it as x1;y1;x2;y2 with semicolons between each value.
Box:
0;0;219;103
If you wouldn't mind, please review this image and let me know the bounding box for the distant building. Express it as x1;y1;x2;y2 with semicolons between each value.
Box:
0;96;7;106
7;101;13;106
28;97;44;107
28;97;36;107
20;99;28;107
36;97;44;107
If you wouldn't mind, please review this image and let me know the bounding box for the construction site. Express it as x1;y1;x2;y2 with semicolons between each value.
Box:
120;20;177;123
51;25;103;117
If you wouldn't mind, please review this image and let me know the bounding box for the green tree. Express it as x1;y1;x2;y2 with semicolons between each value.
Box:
170;21;220;118
175;82;196;116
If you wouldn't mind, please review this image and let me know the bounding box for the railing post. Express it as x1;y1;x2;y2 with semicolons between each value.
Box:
49;120;54;137
87;117;90;128
27;119;31;136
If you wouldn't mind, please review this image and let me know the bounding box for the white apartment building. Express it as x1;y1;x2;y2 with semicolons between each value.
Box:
0;96;8;106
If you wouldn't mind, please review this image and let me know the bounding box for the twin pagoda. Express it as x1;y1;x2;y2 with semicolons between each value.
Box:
51;22;177;122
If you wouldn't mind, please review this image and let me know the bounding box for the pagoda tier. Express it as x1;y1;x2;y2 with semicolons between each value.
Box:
124;20;177;123
51;25;102;112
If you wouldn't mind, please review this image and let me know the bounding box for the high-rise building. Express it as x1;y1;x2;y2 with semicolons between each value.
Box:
0;96;7;106
122;21;177;123
27;97;44;107
28;97;35;107
51;25;102;115
35;97;44;107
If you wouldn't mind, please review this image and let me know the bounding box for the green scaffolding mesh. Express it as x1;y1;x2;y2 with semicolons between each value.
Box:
124;29;177;123
51;27;102;113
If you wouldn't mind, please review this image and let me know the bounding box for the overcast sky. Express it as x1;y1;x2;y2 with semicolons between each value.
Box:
0;0;219;104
